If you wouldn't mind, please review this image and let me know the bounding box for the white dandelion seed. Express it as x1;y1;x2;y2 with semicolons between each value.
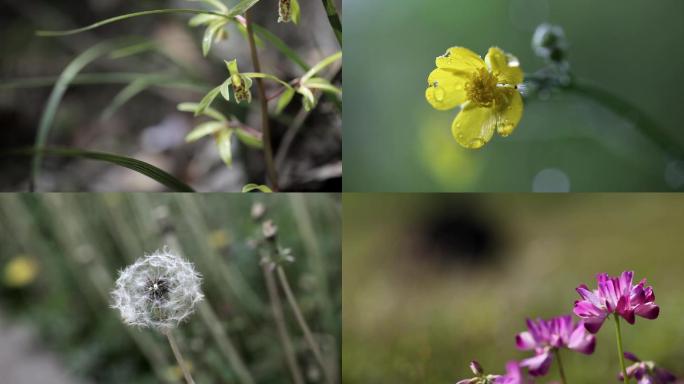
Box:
111;248;204;331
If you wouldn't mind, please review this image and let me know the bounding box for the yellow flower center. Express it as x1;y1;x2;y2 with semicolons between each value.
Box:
465;68;499;107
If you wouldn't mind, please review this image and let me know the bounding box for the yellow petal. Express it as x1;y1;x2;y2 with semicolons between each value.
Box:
495;90;523;137
485;47;523;85
425;68;468;110
451;102;497;149
436;47;485;75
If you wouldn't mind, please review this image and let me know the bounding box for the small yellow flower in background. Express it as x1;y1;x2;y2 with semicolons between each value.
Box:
425;46;524;149
3;255;39;287
209;229;231;249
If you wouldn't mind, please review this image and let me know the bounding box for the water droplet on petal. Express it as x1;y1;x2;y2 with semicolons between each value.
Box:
434;87;445;102
468;138;485;149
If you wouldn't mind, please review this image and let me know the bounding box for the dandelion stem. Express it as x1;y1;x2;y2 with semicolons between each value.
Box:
553;348;568;384
614;314;629;384
277;266;332;384
245;10;279;191
262;263;304;384
165;331;196;384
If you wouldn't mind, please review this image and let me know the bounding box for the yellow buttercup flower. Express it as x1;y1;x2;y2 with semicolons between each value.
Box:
425;46;524;149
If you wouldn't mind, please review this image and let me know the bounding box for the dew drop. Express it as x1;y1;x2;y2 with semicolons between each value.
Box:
434;87;445;102
468;138;485;149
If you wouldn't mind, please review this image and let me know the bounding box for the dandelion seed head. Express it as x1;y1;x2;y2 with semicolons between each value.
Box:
111;248;204;331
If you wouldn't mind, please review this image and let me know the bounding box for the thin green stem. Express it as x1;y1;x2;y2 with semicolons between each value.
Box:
565;78;683;158
553;348;568;384
319;0;342;46
245;10;279;191
277;266;332;384
35;9;229;36
614;314;629;384
165;331;196;384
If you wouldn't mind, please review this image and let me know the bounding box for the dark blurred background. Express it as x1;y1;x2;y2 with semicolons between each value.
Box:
0;193;340;383
343;0;684;191
0;0;341;191
342;193;684;383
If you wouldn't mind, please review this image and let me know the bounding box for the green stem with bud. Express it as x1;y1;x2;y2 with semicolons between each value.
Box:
245;10;279;191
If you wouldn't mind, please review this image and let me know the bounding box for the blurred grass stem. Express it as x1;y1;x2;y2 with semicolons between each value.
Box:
245;10;279;191
277;266;332;384
613;315;629;384
165;330;196;384
262;263;304;384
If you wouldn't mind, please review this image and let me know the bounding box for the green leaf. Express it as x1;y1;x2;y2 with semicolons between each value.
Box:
108;41;157;59
31;38;150;189
320;0;342;46
276;87;296;114
298;86;315;111
301;51;342;83
235;127;263;148
196;85;222;116
251;23;308;71
242;72;292;89
186;121;226;142
202;20;225;56
189;13;220;27
303;77;341;95
101;77;153;120
36;9;229;37
241;183;273;193
215;129;234;167
291;0;301;25
226;0;260;17
8;147;194;192
178;102;227;121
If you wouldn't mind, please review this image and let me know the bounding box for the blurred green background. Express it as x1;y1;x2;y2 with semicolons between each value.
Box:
0;193;340;383
343;0;684;191
342;193;684;383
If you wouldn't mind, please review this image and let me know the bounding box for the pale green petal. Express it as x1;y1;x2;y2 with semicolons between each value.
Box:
425;68;468;110
451;102;497;149
485;47;523;85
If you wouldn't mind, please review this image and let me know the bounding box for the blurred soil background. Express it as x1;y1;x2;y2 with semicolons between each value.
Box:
0;0;341;191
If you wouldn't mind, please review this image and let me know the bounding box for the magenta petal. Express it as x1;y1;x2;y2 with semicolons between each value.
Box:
521;351;552;376
635;303;660;319
516;331;537;350
582;315;607;334
621;309;636;325
567;324;596;354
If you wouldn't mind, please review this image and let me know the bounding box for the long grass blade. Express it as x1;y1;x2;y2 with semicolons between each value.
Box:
36;9;229;37
320;0;342;46
30;39;151;190
251;24;309;71
10;147;194;192
0;72;209;90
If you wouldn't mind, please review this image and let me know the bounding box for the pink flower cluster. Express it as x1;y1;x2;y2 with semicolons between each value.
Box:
455;271;675;384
